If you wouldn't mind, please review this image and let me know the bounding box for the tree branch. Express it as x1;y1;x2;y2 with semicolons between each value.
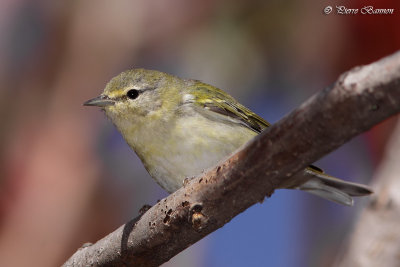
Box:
335;117;400;267
64;51;400;267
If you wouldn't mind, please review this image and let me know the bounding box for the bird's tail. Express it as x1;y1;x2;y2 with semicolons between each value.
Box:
294;167;373;206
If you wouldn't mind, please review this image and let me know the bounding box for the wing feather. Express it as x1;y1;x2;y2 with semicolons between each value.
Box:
187;83;270;133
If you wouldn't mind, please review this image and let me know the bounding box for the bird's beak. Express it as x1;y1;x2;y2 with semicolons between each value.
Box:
83;95;115;107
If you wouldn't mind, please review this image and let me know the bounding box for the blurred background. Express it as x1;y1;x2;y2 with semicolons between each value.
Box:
0;0;399;266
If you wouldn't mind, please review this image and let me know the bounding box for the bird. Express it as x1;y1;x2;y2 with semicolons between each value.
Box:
84;68;372;206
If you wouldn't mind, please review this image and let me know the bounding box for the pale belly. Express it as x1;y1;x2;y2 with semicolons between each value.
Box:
134;115;258;193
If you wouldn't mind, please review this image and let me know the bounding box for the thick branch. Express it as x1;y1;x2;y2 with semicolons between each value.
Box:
64;51;400;267
335;117;400;267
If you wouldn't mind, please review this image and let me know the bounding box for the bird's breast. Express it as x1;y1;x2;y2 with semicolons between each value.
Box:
125;112;257;193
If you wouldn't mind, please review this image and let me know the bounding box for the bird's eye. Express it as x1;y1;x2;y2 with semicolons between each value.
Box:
127;89;139;99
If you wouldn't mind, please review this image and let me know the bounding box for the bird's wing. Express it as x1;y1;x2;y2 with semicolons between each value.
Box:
186;82;324;176
187;82;270;133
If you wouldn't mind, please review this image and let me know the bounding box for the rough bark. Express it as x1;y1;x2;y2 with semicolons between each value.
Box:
335;117;400;267
64;51;400;267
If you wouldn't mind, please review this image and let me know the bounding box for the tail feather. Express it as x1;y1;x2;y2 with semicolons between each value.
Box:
296;168;373;206
313;174;373;197
299;178;354;206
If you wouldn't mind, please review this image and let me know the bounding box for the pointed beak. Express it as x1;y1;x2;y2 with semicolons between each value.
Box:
83;95;115;107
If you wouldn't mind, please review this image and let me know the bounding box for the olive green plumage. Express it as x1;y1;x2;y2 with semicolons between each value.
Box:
84;69;372;206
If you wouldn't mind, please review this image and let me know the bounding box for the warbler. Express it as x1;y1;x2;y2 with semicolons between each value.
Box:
84;69;372;206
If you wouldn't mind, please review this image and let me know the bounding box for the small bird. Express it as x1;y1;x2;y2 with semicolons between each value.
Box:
84;69;372;206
